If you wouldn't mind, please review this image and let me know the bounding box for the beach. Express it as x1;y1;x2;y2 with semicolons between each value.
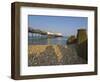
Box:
28;44;86;66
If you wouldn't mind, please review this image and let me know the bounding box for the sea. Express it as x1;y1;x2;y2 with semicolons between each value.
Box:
28;36;67;45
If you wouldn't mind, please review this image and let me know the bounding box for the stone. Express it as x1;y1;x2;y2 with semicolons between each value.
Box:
67;35;77;44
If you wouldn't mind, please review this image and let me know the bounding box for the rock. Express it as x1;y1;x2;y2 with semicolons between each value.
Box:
28;46;58;66
67;35;77;44
57;45;86;64
77;29;87;44
28;44;87;66
76;29;88;62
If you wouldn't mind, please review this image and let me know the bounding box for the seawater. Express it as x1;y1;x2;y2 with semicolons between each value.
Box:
28;36;67;45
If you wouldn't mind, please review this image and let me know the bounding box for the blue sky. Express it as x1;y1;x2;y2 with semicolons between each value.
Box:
28;15;88;36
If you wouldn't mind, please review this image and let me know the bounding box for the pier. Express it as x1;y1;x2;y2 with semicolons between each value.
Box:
28;27;63;38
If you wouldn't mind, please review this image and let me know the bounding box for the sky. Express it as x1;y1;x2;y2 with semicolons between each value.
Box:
28;15;88;36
